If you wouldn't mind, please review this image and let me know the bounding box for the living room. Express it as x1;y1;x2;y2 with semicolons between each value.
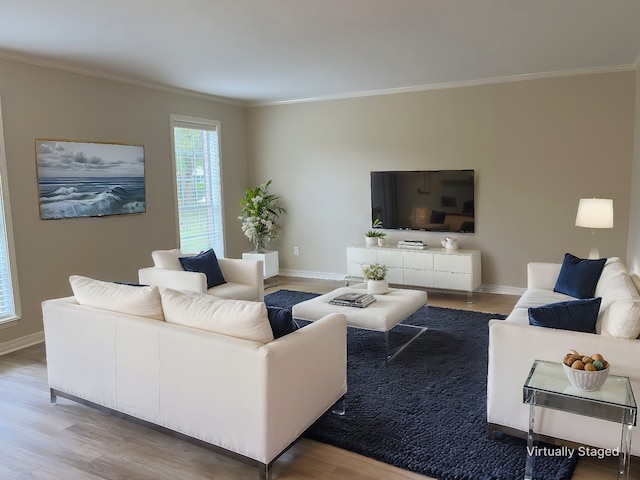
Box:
1;2;640;479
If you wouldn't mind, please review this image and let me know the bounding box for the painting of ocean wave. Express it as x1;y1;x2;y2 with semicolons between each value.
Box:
36;140;145;220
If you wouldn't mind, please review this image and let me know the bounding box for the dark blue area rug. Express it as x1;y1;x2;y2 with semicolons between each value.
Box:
265;289;578;480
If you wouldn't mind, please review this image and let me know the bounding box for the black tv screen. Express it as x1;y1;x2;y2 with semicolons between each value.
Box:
371;169;475;233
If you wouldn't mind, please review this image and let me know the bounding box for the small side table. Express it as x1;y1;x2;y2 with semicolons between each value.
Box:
523;360;637;480
242;250;279;286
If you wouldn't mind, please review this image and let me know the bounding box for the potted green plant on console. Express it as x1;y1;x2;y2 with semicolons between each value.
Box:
365;219;386;246
363;262;388;294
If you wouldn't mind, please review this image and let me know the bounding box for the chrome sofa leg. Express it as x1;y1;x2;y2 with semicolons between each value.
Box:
259;463;270;480
331;396;346;416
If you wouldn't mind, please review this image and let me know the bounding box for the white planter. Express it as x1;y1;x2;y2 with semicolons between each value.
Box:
367;279;389;295
365;236;378;246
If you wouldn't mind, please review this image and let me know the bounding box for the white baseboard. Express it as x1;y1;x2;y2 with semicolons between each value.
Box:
477;284;526;296
279;268;348;282
0;331;45;356
279;270;525;296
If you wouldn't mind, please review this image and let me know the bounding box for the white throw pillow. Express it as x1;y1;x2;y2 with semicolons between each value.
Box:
160;288;274;343
152;249;183;270
598;275;640;339
69;275;164;321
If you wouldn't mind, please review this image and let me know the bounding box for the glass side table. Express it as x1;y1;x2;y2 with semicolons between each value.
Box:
523;360;637;480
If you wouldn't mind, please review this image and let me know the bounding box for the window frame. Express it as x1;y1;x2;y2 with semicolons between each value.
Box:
0;96;21;326
169;114;225;257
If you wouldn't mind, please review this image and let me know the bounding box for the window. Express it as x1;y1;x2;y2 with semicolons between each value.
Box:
170;115;225;256
0;97;20;323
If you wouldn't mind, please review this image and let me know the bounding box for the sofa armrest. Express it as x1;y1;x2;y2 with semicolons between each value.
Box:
527;262;562;290
259;313;347;461
218;258;264;301
157;313;346;464
138;267;207;293
488;319;640;454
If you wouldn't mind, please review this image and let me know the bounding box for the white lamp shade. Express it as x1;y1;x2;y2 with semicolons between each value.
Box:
575;198;614;229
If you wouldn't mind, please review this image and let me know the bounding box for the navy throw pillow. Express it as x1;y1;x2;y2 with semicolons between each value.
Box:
179;249;226;289
266;306;299;339
528;297;602;333
114;281;148;287
553;253;606;299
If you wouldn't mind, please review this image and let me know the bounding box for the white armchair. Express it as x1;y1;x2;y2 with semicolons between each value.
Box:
138;249;264;301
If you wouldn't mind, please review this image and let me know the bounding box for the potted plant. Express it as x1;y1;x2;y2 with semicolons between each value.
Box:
238;180;287;252
362;262;389;294
365;219;386;246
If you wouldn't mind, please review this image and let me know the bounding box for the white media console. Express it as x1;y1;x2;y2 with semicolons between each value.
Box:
347;245;481;298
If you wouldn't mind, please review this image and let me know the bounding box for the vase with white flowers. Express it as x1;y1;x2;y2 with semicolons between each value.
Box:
362;262;389;295
238;180;287;252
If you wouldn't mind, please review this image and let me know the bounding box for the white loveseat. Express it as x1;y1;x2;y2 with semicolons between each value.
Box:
488;257;640;454
42;277;347;479
138;248;264;301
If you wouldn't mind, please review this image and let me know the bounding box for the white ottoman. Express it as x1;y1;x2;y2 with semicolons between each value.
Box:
292;286;428;362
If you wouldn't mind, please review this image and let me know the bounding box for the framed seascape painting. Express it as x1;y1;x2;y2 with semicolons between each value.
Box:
35;139;146;220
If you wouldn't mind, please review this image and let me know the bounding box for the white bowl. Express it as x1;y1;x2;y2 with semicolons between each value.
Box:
563;363;609;391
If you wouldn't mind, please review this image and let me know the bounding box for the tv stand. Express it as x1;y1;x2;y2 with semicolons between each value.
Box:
346;245;481;300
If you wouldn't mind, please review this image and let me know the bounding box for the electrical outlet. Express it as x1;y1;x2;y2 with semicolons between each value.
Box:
293;246;300;256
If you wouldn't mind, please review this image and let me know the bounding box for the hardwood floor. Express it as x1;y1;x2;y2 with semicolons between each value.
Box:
0;277;636;479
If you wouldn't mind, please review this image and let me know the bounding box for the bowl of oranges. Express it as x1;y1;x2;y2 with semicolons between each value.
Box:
562;350;610;391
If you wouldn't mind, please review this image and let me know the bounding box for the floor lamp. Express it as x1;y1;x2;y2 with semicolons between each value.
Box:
575;198;613;259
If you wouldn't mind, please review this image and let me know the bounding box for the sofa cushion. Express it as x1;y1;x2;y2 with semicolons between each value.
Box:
554;253;606;299
528;297;601;333
267;307;299;339
69;275;164;321
513;288;575;312
597;274;640;338
207;282;259;301
594;257;628;299
179;249;226;289
160;288;274;343
152;248;183;270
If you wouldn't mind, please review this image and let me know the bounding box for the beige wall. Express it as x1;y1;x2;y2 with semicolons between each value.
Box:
247;72;635;289
0;58;249;346
0;58;636;348
627;64;640;275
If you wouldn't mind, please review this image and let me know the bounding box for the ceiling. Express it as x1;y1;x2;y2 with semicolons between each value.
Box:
1;0;640;106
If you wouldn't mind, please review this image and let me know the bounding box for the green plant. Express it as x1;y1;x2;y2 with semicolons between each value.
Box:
238;180;287;252
362;262;387;281
365;218;386;238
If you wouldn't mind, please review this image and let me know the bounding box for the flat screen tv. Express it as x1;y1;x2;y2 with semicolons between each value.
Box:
371;169;475;233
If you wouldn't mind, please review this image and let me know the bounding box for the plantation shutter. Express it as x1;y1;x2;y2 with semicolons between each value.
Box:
0;97;19;323
171;116;225;257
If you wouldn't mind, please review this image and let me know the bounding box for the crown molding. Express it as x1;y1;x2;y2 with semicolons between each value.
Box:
0;50;246;107
1;49;636;110
249;63;638;108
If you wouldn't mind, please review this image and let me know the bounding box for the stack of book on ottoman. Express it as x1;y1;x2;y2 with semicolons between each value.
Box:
329;292;376;308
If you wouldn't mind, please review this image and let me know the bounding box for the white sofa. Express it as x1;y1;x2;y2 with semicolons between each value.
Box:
138;248;264;301
488;257;640;454
42;277;347;479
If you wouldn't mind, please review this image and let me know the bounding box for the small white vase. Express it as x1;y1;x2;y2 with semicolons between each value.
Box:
377;237;386;247
367;279;389;295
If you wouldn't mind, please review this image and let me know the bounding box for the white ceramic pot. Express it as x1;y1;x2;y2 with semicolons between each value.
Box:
365;236;378;246
377;237;386;247
367;279;389;295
